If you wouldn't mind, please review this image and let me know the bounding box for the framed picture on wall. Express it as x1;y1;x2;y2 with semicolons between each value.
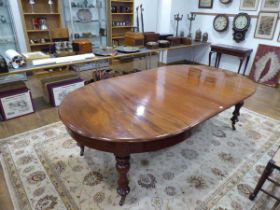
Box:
254;12;278;39
240;0;260;10
249;44;280;87
261;0;280;11
199;0;213;8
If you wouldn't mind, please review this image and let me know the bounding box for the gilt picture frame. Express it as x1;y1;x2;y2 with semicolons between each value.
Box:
199;0;213;8
240;0;260;10
254;12;278;40
261;0;280;11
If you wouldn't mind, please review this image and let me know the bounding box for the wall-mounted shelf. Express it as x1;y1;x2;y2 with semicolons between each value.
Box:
192;12;259;18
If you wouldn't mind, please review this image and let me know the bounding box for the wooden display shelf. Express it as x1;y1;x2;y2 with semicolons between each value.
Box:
30;42;54;47
112;26;134;29
111;0;133;2
112;13;134;15
112;36;125;39
24;13;60;15
26;29;50;33
109;0;134;46
19;0;63;52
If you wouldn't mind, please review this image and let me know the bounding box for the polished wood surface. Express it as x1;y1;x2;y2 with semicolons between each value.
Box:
59;65;256;150
59;64;256;205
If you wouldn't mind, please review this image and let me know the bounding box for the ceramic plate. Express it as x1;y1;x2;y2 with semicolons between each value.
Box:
116;46;140;53
77;9;92;23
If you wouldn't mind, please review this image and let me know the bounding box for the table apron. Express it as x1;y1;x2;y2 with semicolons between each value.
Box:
66;127;192;156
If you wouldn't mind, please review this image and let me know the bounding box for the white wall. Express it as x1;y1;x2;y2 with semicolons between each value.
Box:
185;0;280;75
157;0;172;33
169;0;191;36
134;0;160;32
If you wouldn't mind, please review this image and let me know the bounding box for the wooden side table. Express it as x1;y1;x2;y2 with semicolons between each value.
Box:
209;44;253;75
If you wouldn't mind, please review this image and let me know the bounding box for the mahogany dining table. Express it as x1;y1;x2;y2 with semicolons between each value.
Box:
59;65;256;205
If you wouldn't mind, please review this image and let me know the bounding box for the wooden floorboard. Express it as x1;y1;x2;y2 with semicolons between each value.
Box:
245;84;280;120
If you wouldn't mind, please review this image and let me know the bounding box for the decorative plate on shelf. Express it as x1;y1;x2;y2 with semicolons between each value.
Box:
77;8;92;23
93;48;116;56
116;46;140;53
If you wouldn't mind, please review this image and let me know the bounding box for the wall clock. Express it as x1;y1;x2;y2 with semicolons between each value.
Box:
213;14;229;32
233;13;251;42
220;0;232;4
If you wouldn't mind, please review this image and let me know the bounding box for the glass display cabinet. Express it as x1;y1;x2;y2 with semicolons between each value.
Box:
0;0;26;85
0;0;19;54
63;0;108;48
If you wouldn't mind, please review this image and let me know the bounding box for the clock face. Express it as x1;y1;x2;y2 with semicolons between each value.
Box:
233;13;251;42
213;15;229;32
234;15;250;30
220;0;232;4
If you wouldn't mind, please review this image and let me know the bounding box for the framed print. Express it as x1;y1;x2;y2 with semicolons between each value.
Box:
0;91;34;120
254;12;278;39
49;80;85;107
249;44;280;87
261;0;280;11
240;0;260;10
199;0;213;8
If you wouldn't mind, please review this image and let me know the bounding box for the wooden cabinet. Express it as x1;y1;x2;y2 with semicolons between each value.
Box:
18;0;63;52
109;0;134;46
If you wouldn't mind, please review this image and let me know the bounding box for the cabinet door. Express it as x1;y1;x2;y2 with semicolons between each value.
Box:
63;0;108;48
0;0;19;54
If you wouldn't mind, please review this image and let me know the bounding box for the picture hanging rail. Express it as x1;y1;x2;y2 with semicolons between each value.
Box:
191;12;280;20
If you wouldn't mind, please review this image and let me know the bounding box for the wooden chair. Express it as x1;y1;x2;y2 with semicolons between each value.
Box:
250;147;280;202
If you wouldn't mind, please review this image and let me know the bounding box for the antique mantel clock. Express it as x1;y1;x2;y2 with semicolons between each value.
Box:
233;13;251;42
213;14;229;32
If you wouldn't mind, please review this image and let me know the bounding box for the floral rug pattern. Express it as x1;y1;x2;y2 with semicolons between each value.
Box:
0;108;280;210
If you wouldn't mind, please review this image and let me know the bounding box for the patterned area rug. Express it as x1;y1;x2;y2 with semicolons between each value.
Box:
0;108;280;210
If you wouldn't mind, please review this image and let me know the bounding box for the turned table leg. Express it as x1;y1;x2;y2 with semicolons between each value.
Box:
237;58;244;74
115;155;130;206
78;144;85;156
231;101;244;130
209;51;213;66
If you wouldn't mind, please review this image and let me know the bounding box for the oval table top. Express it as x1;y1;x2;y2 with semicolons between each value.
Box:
59;65;256;153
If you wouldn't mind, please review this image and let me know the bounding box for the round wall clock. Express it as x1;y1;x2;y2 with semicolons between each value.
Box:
220;0;232;4
233;13;251;42
213;14;229;32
